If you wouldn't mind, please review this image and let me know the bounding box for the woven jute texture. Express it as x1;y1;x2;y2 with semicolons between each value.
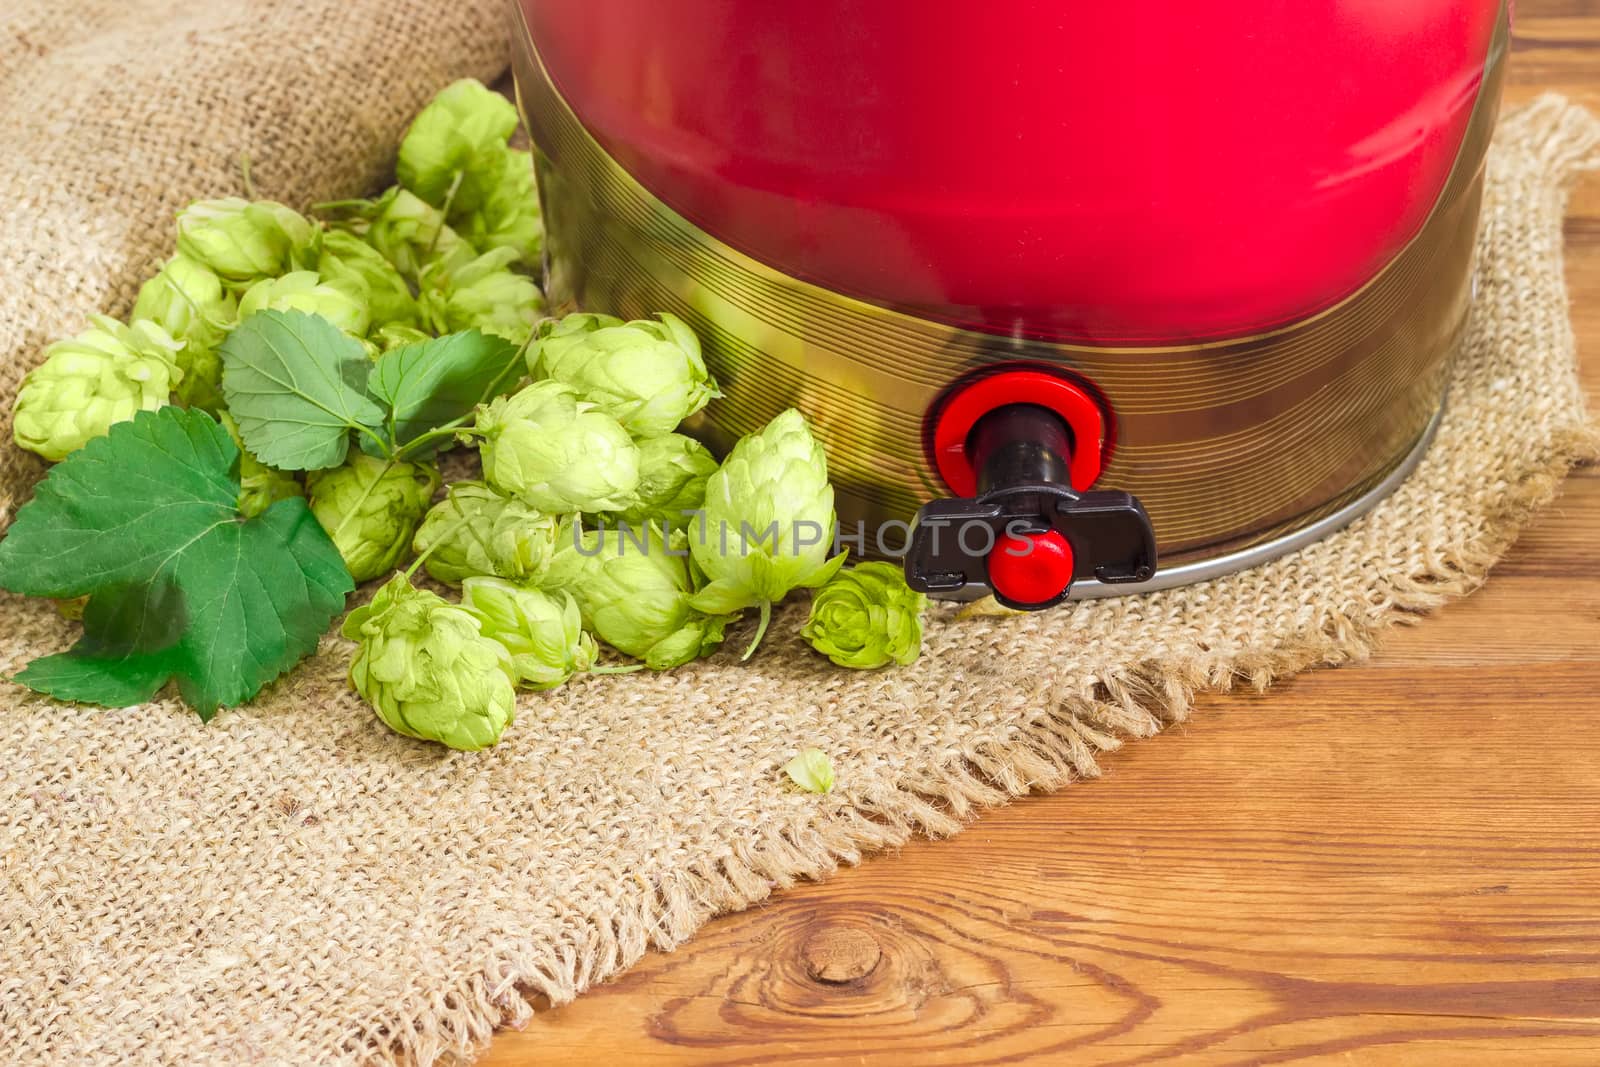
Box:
1;4;1598;1061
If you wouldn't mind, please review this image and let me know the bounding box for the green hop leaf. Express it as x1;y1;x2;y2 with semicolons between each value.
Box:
175;197;320;286
317;229;421;331
531;312;720;438
238;270;371;339
542;521;733;670
366;330;523;459
306;452;439;583
396;78;519;216
0;406;353;718
783;748;835;794
12;315;184;462
419;246;544;345
801;561;927;669
599;432;718;533
342;573;517;750
460;577;596;690
456;147;543;268
473;379;639;513
687;408;845;657
219;309;386;471
131;254;238;412
412;481;556;587
13;652;189;712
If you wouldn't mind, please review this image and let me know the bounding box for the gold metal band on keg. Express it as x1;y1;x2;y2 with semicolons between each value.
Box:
512;4;1507;561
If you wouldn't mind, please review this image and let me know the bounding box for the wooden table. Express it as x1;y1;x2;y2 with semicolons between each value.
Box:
486;9;1600;1062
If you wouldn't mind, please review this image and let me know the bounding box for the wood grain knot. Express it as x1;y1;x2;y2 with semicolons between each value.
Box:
799;923;882;984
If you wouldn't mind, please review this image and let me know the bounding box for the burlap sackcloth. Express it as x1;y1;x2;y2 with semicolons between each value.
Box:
2;2;1599;1063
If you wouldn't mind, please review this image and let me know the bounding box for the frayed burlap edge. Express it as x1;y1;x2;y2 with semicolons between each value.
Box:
321;95;1597;1067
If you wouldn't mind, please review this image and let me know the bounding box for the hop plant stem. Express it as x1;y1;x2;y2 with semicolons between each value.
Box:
425;170;465;259
392;412;481;460
404;513;474;580
741;599;773;661
239;152;257;199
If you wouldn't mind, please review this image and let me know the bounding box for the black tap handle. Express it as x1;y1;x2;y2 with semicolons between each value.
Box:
904;404;1156;609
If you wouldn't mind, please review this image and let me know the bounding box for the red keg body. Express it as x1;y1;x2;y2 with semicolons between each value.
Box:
523;1;1498;344
514;1;1507;605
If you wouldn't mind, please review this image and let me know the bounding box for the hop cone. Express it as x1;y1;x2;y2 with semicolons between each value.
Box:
131;254;237;411
307;453;440;582
801;561;927;669
456;147;543;268
175;197;320;285
531;312;719;438
473;379;639;513
218;411;302;519
12;315;183;461
395;78;518;215
322;187;476;282
419;247;543;345
317;229;420;331
601;432;718;533
543;521;731;670
412;480;557;587
370;323;434;356
461;577;597;690
687;408;844;655
238;271;371;339
342;574;517;750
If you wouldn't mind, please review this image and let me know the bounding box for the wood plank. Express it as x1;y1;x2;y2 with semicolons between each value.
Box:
484;5;1600;1062
497;668;1600;1065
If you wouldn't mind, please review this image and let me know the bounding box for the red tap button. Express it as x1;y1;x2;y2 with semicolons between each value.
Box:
987;529;1075;606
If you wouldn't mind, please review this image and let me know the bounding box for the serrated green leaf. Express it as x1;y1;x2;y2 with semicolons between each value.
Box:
219;309;386;471
13;647;184;712
76;578;187;655
365;330;522;459
0;406;355;718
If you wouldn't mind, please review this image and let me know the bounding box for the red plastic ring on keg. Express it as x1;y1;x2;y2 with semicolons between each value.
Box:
930;370;1107;497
